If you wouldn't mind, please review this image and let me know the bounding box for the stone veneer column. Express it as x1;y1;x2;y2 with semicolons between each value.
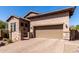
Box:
63;23;70;40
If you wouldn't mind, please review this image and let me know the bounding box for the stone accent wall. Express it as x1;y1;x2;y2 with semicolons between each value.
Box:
8;17;21;42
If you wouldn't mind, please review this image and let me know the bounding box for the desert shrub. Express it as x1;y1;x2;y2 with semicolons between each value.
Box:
0;42;5;47
3;38;13;44
7;39;13;43
2;29;9;38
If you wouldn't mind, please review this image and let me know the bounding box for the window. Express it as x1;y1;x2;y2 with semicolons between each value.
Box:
25;24;28;27
11;23;16;32
21;23;24;26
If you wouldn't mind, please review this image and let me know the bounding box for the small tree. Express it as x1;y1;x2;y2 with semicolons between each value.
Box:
75;25;79;30
70;25;76;30
70;25;79;30
0;20;7;29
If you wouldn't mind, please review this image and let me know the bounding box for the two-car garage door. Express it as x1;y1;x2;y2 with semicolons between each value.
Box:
34;24;63;39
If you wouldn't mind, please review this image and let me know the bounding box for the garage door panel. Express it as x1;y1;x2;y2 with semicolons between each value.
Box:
35;25;63;30
34;25;63;39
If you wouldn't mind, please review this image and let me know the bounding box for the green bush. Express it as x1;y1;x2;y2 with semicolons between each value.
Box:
0;20;7;29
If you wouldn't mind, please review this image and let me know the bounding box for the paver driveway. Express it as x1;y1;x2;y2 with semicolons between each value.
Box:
0;38;79;53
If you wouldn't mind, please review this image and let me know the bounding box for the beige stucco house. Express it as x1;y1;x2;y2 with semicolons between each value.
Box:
7;7;75;42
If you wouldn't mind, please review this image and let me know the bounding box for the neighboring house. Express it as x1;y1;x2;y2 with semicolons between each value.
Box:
7;7;75;42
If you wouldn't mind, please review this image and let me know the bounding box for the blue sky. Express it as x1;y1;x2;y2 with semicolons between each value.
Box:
0;6;78;26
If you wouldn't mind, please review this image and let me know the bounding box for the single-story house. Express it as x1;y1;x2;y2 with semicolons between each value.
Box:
7;7;75;42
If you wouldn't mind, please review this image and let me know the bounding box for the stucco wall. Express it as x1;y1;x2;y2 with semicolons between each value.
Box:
30;12;69;31
30;12;70;40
